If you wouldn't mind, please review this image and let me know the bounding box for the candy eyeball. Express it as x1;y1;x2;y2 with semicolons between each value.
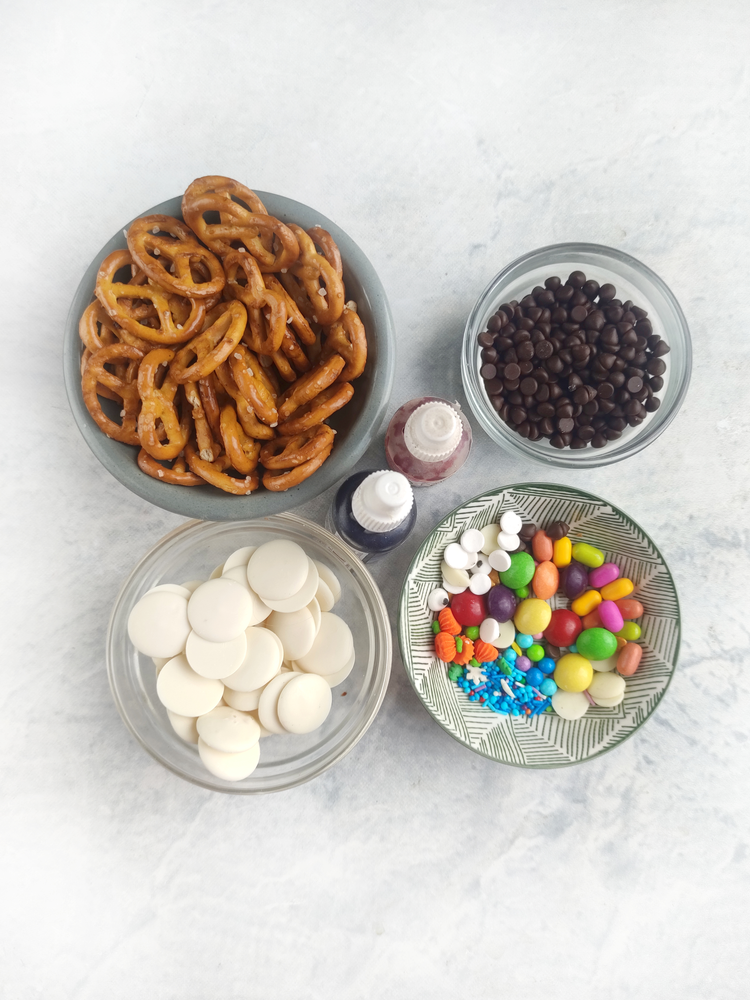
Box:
470;554;491;576
427;588;450;612
500;511;523;535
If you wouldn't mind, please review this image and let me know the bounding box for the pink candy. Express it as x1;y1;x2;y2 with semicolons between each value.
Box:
598;600;624;633
588;562;620;589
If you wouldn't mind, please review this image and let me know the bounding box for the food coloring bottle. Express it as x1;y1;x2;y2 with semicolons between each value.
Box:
384;397;472;486
326;470;416;561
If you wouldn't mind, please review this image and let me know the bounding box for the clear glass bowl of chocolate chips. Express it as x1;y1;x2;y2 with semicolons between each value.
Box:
462;243;692;468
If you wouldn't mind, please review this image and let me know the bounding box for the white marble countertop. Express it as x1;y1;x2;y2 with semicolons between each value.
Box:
2;2;749;997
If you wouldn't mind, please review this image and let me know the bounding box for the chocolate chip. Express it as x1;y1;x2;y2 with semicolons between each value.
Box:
504;362;521;381
480;364;497;380
626;375;643;394
519;377;538;395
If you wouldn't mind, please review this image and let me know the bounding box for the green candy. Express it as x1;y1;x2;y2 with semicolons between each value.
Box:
447;664;463;681
465;626;480;640
455;637;463;653
616;622;642;641
571;542;604;568
432;620;441;634
528;643;545;662
576;627;618;661
499;551;535;590
515;585;529;599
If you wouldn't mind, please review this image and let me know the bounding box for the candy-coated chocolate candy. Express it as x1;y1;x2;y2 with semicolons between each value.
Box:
552;536;572;568
576;627;618;661
514;598;552;635
551;689;589;720
427;588;450;612
532;560;559;600
539;677;557;696
588;562;620;589
588;671;626;707
617;642;642;676
600;578;634;601
554;653;594;693
499;551;535;590
560;560;589;600
480;523;502;555
450;590;487;627
616;636;628;651
598;600;624;633
544;609;583;647
571;543;604;568
479;617;500;644
514;586;529;599
539;657;556;674
486;584;517;623
516;655;531;671
616;621;642;641
527;644;544;662
571;589;602;617
582;607;603;629
615;598;644;619
526;667;544;687
516;633;533;648
531;530;554;562
464;626;480;640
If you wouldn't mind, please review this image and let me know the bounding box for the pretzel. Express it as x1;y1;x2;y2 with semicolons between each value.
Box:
185;441;260;495
170;301;247;382
278;382;354;434
228;344;279;426
224;250;287;355
262;440;334;491
137;448;204;485
259;424;335;469
81;344;144;445
182;176;299;272
279;328;311;373
322;302;367;381
96;250;205;344
127;215;225;299
287;224;345;326
184;381;220;461
214;362;276;441
277;353;345;420
307;227;343;278
136;348;192;460
269;348;297;383
198;373;222;439
264;274;316;346
219;404;261;475
79;301;119;352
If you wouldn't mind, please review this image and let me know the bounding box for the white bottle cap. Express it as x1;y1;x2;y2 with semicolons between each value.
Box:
403;401;462;463
351;471;414;533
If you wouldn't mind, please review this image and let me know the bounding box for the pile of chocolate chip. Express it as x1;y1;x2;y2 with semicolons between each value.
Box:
478;271;670;449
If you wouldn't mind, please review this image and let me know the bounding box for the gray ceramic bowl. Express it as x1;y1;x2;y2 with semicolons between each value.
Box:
63;192;395;519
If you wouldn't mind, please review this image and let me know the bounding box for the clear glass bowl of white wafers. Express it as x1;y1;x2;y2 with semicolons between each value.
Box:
107;515;391;793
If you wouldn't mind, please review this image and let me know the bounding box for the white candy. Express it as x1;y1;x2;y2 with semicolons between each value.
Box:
497;531;519;552
315;578;335;612
249;710;274;738
277;674;332;734
222;546;257;574
590;694;625;708
221;566;271;625
440;562;471;588
307;597;321;634
444;542;470;570
257;672;298;734
223;685;264;711
188;578;254;643
479;617;500;644
470;554;492;576
591;652;619;673
315;647;355;688
551;690;590;720
480;523;502;555
196;705;261;753
167;710;199;744
463;550;478;569
222;625;282;691
500;511;523;535
128;591;191;658
265;606;317;661
442;578;468;595
185;629;247;680
156;654;224;716
179;580;203;594
460;528;485;553
198;738;260;781
247;540;309;601
495;619;517;649
488;549;512;572
145;583;193;599
295;612;353;676
427;588;450;612
314;562;341;604
469;574;491;595
588;672;626;706
261;559;319;613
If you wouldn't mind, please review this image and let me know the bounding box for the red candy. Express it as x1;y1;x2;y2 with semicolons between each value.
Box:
449;591;487;627
543;608;583;647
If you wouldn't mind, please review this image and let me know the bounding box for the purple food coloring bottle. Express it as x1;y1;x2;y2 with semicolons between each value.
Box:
384;397;472;486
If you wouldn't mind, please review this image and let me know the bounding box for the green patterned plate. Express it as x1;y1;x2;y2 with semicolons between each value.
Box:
398;483;680;768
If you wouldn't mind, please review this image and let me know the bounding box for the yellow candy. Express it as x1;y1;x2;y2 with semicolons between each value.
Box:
552;537;572;568
600;578;634;601
571;542;604;568
513;598;552;635
554;653;594;693
511;642;522;656
571;589;602;616
616;621;641;641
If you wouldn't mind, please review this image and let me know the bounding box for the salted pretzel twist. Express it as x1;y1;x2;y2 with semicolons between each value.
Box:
322;302;367;381
229;344;279;426
223;250;287;355
277;382;354;435
82;343;144;445
183;381;220;462
219;404;262;475
214;362;277;441
287;224;345;326
259;424;335;470
277;354;345;421
307;227;343;278
170;301;247;382
262;440;335;491
185;441;260;495
136;348;192;460
127;215;225;299
137;449;203;486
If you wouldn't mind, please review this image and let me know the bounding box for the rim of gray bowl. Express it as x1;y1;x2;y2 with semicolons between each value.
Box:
63;192;396;520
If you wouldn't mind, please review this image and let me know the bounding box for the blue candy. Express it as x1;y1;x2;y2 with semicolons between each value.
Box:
539;657;556;674
540;678;557;696
516;633;533;649
526;667;544;688
568;643;578;653
505;648;517;662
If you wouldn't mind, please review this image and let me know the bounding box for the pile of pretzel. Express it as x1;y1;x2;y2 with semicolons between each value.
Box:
79;176;367;494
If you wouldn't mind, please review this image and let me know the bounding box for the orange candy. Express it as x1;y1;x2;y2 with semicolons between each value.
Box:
474;639;498;663
532;560;559;600
434;632;457;662
615;598;644;620
438;607;461;636
531;530;554;562
453;637;474;666
616;641;642;675
582;607;604;629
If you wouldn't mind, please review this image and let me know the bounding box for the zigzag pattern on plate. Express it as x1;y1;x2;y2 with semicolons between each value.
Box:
398;484;681;768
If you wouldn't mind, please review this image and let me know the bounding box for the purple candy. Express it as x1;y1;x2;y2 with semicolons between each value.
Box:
486;584;517;623
598;600;624;633
516;655;531;672
589;562;620;589
561;560;588;599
